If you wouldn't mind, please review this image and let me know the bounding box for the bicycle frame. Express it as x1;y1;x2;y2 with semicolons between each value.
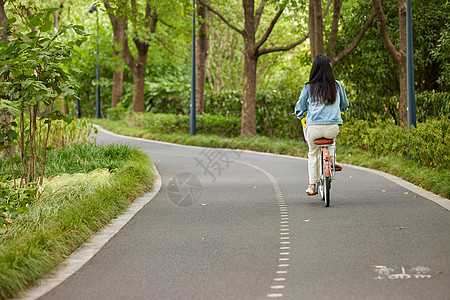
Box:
317;143;336;180
316;142;336;207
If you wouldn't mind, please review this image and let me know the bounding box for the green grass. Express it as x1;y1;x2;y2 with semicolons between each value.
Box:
0;143;134;177
94;118;449;199
0;145;156;299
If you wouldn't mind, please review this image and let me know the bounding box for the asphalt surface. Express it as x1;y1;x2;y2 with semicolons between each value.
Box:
37;127;450;300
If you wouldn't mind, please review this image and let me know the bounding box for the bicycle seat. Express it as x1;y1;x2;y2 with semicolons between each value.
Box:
314;138;334;145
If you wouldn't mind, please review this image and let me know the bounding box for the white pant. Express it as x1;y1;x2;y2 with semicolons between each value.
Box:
306;124;339;184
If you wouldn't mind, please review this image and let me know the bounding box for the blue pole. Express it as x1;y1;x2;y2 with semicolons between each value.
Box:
406;0;416;131
190;0;196;135
95;7;101;118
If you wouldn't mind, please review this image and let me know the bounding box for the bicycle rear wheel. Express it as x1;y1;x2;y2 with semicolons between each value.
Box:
324;176;331;207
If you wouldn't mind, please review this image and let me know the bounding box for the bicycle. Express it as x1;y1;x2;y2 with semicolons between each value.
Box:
313;138;336;207
300;117;341;207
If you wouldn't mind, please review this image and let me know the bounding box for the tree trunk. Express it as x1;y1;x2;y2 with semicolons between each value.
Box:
62;104;69;114
398;0;407;125
373;0;407;126
308;0;316;61
131;51;148;112
313;0;324;57
240;0;257;136
0;0;6;41
195;0;209;116
105;1;126;109
111;68;123;108
105;0;156;114
327;0;343;59
241;50;257;136
309;0;325;61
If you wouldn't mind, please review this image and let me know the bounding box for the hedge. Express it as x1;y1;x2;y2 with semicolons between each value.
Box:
338;117;449;169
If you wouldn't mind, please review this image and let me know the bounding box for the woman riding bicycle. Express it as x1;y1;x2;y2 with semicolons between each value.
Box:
295;54;349;196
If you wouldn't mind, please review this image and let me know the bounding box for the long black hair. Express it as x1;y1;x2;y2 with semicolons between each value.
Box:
307;54;337;106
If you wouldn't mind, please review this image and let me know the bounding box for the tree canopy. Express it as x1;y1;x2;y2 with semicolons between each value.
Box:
0;0;448;130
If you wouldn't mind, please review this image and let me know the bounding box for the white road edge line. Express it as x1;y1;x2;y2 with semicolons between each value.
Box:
16;164;163;300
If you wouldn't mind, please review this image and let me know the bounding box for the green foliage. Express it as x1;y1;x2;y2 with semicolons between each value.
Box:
0;145;155;299
0;182;37;233
0;7;87;187
0;142;133;178
125;113;241;137
415;91;450;122
334;0;449;125
338;117;450;169
408;117;449;168
105;105;128;121
0;142;133;229
43;143;133;175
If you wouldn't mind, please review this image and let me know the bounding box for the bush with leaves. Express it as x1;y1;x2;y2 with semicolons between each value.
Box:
338;117;449;169
408;117;449;169
0;8;86;188
125;113;240;137
0;181;37;234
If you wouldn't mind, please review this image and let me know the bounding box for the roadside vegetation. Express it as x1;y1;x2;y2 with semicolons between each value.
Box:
95;109;449;199
0;115;155;299
0;140;155;299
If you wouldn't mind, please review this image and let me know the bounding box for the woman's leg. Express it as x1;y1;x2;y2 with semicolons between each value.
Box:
306;126;321;186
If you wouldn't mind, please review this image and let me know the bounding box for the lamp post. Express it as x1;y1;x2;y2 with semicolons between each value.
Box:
89;5;101;118
406;0;416;131
190;0;196;135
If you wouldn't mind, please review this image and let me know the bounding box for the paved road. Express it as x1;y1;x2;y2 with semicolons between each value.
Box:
37;127;450;299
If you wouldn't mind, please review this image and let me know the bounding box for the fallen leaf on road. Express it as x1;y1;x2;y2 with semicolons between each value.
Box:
436;271;442;274
404;192;409;194
382;190;386;192
349;176;353;179
302;219;310;222
396;227;404;230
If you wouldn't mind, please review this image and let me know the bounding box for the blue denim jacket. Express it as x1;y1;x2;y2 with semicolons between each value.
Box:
295;80;349;125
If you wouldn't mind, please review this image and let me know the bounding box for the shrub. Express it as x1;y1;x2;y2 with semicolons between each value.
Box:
204;90;301;139
105;105;128;121
125;113;240;137
408;117;449;168
415;91;450;122
0;182;37;233
338;117;449;169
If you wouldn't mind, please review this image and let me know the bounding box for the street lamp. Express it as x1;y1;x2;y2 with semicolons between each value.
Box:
406;0;416;131
190;0;196;135
89;4;101;118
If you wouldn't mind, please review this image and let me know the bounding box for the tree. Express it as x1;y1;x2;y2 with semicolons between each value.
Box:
200;0;308;136
0;8;86;187
373;0;407;125
105;0;158;113
309;0;375;66
104;0;126;108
